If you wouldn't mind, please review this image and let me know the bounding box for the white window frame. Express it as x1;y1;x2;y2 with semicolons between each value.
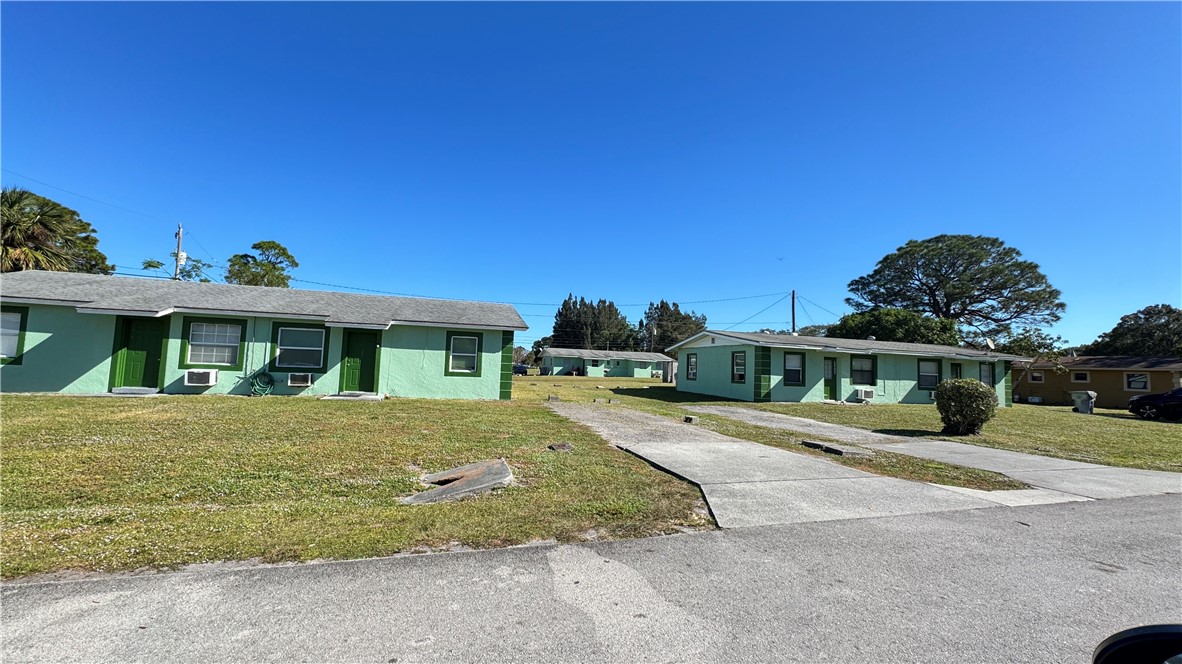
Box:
187;322;242;366
448;335;480;373
1124;372;1151;392
686;353;697;381
783;353;804;385
732;351;746;383
0;310;22;360
980;363;995;386
1029;370;1044;384
275;327;325;369
918;360;941;390
1070;371;1090;383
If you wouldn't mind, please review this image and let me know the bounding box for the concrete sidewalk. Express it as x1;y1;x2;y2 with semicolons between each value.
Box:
688;405;1182;500
551;403;1028;528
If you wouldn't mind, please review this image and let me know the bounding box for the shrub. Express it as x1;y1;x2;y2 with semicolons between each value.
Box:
934;378;998;435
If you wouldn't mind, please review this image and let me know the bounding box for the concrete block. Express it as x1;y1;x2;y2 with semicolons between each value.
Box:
684;416;699;424
801;440;825;450
402;459;513;505
548;443;573;452
547;395;560;402
821;443;875;458
593;398;607;403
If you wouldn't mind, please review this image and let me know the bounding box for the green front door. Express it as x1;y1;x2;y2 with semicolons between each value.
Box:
823;357;838;400
341;330;379;393
117;317;169;389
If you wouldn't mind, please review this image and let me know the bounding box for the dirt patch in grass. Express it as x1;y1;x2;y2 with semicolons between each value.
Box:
1;394;708;578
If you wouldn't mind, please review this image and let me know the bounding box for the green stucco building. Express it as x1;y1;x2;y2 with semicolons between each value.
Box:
540;348;673;378
0;271;527;400
668;330;1023;406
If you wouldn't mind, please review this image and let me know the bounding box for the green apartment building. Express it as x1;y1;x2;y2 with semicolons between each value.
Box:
0;271;527;400
540;348;673;378
668;330;1023;405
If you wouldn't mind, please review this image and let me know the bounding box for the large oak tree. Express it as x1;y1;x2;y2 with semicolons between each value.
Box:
827;308;962;346
846;235;1064;338
1076;305;1182;357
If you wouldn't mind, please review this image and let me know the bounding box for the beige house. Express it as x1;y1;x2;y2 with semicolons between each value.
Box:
1014;356;1182;409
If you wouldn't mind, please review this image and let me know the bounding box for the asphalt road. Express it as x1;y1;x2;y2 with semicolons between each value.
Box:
4;495;1180;663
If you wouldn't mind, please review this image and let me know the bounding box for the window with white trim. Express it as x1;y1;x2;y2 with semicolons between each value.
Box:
783;353;804;385
188;322;241;365
731;351;746;383
1125;373;1150;392
0;310;22;359
1029;371;1044;384
1071;371;1090;383
448;335;479;373
686;353;697;380
980;363;994;386
275;327;325;369
918;360;941;390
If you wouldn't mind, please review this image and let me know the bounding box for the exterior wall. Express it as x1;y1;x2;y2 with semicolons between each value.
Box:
381;326;504;400
0;304;116;393
677;344;757;401
543;356;580;376
1015;368;1179;409
161;316;343;396
1;304;512;400
677;341;1013;406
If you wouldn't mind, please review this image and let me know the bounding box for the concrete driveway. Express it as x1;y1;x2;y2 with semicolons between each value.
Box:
687;405;1182;500
550;403;1050;528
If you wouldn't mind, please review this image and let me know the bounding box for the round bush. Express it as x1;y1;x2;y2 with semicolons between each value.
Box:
934;378;998;435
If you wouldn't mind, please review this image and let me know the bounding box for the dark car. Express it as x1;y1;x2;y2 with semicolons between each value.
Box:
512;363;529;376
1128;387;1182;421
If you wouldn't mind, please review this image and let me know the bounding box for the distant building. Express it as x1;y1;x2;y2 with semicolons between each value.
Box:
1014;356;1182;409
666;330;1024;405
540;348;673;378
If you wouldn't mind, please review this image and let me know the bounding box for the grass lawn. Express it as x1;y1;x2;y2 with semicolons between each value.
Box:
514;377;1025;491
743;401;1182;472
0;395;707;578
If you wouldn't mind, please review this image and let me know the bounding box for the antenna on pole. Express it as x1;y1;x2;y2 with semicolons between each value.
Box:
173;224;184;280
791;290;796;334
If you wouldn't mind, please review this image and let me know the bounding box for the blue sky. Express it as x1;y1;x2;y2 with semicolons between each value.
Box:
3;2;1179;348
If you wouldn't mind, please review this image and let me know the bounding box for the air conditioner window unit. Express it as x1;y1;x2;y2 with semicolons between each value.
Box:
184;369;218;386
288;373;314;387
857;388;875;401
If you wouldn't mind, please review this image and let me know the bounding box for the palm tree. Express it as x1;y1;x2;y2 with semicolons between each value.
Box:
1;187;99;272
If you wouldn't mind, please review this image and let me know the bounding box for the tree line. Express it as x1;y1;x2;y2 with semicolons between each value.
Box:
526;296;707;362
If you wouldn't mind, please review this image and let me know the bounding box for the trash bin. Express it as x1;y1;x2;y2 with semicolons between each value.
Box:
1070;390;1097;414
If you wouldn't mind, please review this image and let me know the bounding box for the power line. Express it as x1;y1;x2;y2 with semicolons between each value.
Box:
2;168;180;225
797;294;842;319
722;293;792;331
797;299;816;326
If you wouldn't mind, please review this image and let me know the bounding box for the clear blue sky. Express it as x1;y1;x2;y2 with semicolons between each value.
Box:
3;2;1179;348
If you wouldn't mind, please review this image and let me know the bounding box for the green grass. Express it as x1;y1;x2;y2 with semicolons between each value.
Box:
514;377;1025;490
0;395;707;578
741;401;1182;472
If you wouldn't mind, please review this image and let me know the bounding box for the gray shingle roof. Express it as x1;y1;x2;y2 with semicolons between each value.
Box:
671;330;1028;361
0;271;528;330
542;348;673;362
1025;356;1182;371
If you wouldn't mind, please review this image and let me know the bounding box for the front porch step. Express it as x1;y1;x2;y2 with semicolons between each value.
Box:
320;392;385;401
110;387;161;396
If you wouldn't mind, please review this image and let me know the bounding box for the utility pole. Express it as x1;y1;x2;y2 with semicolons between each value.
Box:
173;224;184;280
791;289;796;334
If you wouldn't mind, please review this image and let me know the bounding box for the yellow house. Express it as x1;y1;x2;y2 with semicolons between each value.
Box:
1014;356;1182;410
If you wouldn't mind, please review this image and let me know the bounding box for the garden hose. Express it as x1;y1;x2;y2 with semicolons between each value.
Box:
250;372;275;397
